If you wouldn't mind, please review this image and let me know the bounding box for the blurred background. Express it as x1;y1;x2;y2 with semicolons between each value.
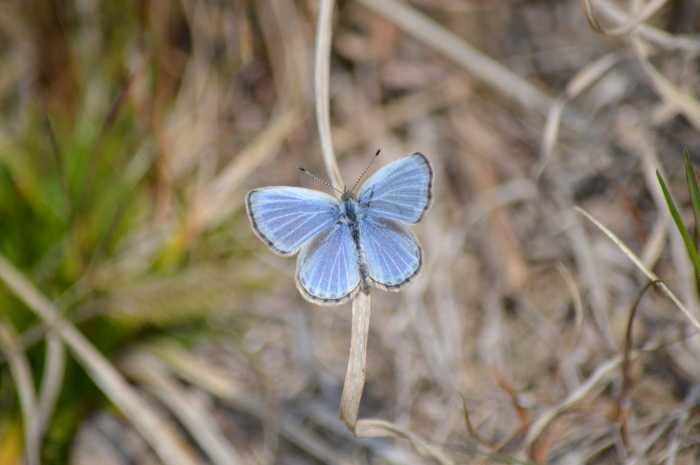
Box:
2;0;700;463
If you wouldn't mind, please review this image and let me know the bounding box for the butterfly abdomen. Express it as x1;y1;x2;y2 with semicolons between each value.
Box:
341;198;371;295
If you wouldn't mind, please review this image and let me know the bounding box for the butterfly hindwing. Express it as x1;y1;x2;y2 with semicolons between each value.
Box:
296;224;362;305
360;216;422;290
357;152;433;225
246;187;340;256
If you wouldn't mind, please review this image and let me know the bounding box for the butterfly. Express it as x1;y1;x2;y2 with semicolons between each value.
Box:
245;152;433;305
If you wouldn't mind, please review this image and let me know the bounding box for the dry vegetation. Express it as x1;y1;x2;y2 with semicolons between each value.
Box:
2;0;700;464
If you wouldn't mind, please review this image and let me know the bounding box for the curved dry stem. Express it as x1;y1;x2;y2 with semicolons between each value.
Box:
536;51;624;178
355;419;455;465
590;0;700;50
526;355;623;447
575;207;700;331
580;0;670;37
314;0;343;192
339;292;371;431
631;33;700;133
548;262;585;396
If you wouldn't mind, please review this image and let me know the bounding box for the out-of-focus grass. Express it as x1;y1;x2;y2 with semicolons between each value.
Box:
3;0;700;464
0;2;235;462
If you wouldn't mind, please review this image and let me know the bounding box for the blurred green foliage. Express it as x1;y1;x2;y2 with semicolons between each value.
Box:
0;1;232;462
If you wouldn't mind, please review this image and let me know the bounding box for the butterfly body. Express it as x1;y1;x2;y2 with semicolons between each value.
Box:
335;194;371;294
246;152;433;305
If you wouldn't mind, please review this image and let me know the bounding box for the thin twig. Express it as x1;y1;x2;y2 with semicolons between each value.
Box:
458;393;492;447
548;262;585;401
616;279;661;454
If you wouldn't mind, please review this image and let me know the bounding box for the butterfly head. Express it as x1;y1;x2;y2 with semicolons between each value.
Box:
341;190;356;201
298;148;381;201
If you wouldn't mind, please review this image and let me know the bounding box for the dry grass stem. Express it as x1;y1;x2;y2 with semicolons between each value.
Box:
149;342;347;465
591;0;700;50
338;292;370;431
35;334;65;448
0;255;201;465
355;419;455;465
631;35;700;133
201;106;304;229
538;51;624;176
355;0;555;116
315;0;343;190
120;352;244;465
576;207;700;331
526;355;624;447
580;0;670;37
0;321;39;465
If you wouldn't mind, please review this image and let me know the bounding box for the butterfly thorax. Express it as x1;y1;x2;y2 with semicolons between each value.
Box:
339;198;371;294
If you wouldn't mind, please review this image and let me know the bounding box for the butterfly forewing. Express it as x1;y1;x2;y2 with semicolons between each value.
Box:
361;216;422;290
246;187;340;256
296;225;362;304
357;152;432;224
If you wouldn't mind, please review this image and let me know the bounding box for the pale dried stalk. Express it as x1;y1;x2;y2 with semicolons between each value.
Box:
630;33;700;133
355;0;555;116
575;207;700;331
0;254;201;465
355;419;455;465
338;292;371;430
315;0;343;191
590;0;700;51
148;342;345;464
36;333;64;448
121;352;243;465
537;51;624;177
314;0;372;436
0;321;39;465
200;106;303;230
526;355;623;446
580;0;670;37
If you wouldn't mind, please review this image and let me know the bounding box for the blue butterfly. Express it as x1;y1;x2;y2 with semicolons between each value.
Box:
246;152;433;305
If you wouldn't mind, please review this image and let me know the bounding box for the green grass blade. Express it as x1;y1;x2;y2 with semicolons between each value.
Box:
685;149;700;241
657;169;700;274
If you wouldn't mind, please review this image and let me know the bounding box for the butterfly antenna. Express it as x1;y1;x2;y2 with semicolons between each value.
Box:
298;167;344;196
350;148;381;193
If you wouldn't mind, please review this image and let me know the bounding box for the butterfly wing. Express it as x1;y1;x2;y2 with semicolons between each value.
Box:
246;187;340;256
296;224;361;305
357;152;433;224
360;216;422;290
